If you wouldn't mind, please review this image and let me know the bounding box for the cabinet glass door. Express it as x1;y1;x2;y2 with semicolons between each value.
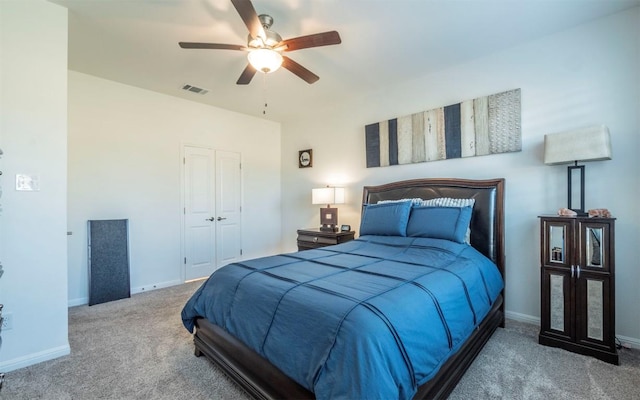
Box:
586;227;603;267
576;273;613;349
580;221;609;271
541;268;573;340
586;279;604;341
549;273;566;331
542;219;572;268
549;225;566;264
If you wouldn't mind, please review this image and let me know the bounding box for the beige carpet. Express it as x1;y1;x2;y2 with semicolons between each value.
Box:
1;281;638;399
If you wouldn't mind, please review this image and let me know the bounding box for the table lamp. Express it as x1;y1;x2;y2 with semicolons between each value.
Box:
544;125;612;215
312;187;345;232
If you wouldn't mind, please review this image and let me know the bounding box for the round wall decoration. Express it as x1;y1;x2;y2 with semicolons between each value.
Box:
298;149;312;168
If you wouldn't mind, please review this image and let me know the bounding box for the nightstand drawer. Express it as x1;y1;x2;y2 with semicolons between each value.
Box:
296;229;355;251
298;234;338;246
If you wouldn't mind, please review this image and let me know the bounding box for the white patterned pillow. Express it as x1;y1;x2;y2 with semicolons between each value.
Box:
376;198;423;206
415;197;475;208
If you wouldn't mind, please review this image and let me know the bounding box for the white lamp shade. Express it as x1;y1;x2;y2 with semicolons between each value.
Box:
247;49;283;73
544;125;612;165
312;187;345;205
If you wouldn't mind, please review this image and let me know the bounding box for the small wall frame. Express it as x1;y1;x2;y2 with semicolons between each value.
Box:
298;149;313;168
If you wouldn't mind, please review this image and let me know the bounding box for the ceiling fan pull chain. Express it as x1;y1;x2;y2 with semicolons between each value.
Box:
262;73;268;115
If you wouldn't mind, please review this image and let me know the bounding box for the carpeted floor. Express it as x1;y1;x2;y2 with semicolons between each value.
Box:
1;281;638;399
448;320;640;399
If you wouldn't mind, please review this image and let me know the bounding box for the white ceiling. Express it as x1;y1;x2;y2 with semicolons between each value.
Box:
52;0;639;122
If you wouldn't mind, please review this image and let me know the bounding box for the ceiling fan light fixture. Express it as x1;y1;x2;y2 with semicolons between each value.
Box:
248;48;283;73
178;2;341;85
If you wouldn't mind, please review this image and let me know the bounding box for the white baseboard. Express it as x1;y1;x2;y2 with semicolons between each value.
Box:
67;279;183;307
68;296;88;307
131;279;183;295
505;310;541;326
504;310;640;350
616;334;640;350
0;344;70;372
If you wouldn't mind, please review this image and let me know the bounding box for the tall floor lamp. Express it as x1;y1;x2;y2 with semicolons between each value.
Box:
544;125;612;215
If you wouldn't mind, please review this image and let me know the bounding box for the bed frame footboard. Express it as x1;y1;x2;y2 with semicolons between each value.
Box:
194;296;503;400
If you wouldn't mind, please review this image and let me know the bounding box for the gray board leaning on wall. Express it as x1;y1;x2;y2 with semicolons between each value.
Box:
88;219;130;306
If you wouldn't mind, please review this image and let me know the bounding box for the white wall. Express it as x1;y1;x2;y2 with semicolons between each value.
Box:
0;0;70;371
67;71;282;305
281;8;640;344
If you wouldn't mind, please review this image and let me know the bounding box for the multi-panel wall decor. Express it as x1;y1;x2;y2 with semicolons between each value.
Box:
364;89;521;168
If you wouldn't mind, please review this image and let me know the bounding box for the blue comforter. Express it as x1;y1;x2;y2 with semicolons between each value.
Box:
182;235;503;400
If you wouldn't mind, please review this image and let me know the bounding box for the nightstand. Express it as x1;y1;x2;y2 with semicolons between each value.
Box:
296;228;355;251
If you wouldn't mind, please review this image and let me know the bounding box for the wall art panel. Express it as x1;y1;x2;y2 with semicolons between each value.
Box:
365;88;521;168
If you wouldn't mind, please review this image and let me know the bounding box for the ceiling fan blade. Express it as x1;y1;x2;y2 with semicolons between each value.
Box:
279;31;341;52
236;64;257;85
231;0;266;40
282;56;319;84
179;42;245;51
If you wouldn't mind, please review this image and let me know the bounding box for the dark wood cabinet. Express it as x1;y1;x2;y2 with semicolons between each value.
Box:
538;215;618;364
297;228;355;251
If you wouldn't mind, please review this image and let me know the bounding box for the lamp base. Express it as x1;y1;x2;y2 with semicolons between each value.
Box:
567;163;585;215
570;210;588;217
319;207;338;229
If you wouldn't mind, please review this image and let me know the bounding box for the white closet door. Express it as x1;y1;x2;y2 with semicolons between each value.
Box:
183;146;241;281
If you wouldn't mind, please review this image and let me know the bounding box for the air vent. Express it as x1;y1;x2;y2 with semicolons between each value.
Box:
181;84;209;95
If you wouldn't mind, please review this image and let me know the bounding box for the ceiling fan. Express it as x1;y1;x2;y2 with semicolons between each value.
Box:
179;0;342;85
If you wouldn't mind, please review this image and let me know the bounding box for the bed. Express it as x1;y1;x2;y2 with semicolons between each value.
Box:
182;177;505;400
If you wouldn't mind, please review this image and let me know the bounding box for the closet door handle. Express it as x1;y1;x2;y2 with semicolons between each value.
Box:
205;217;215;221
217;217;227;221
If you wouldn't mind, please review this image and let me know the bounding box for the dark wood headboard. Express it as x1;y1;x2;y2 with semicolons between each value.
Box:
362;178;505;281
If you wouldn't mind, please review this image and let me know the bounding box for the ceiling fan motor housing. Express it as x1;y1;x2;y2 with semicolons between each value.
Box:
248;15;282;48
258;14;273;29
247;30;282;48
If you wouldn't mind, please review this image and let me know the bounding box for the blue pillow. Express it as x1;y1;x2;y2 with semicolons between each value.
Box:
406;206;473;243
360;201;412;236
